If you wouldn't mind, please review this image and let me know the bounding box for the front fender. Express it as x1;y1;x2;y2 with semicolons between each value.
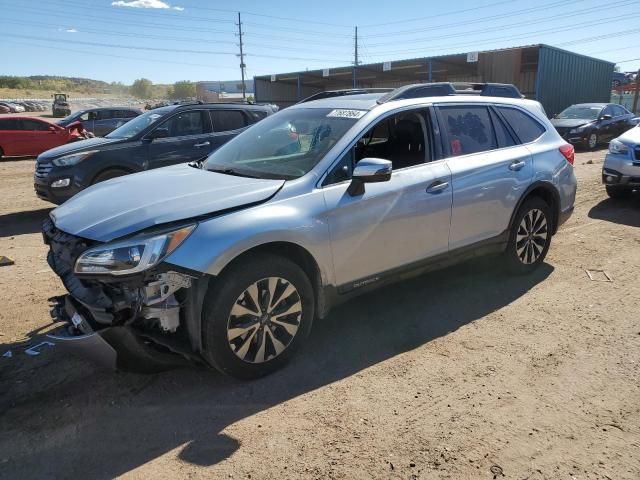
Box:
164;189;334;286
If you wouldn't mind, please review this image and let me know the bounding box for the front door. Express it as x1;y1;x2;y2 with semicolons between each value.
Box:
146;110;214;169
438;104;534;249
323;108;452;290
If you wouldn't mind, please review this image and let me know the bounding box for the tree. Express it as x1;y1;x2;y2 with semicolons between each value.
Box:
131;78;153;98
168;80;196;100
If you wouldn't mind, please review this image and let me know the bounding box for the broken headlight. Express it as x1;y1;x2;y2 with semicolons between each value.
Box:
74;225;195;276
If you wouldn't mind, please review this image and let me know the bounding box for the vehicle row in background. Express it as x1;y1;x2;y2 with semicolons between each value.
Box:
34;102;275;204
551;103;637;150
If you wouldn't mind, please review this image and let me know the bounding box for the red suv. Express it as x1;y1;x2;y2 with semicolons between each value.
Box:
0;117;84;159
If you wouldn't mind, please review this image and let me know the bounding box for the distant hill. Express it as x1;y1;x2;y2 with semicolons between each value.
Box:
0;76;170;98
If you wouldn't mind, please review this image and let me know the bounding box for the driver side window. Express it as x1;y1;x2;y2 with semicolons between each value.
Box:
324;109;431;186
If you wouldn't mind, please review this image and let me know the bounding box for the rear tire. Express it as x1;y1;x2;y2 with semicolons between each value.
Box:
201;253;314;379
91;168;129;185
504;197;552;275
606;185;632;199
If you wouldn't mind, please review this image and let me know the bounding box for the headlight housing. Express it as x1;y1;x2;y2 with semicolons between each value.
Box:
608;139;629;155
52;150;98;167
74;224;195;276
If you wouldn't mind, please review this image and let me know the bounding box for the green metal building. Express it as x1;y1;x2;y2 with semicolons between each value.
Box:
254;44;614;117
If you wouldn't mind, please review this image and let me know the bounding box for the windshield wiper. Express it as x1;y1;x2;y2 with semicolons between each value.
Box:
207;167;261;178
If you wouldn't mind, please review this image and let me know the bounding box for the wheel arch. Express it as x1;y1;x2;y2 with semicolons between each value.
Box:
509;181;561;235
90;165;135;185
211;241;327;319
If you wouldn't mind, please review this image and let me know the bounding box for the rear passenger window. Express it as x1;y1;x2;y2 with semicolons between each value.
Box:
212;110;247;132
497;107;545;143
158;111;206;137
246;110;268;124
439;106;496;156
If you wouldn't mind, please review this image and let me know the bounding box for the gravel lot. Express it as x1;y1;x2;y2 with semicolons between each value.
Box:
0;150;639;479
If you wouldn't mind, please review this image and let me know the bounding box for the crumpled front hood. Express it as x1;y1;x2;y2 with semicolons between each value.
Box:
50;164;285;242
550;118;592;129
38;137;120;161
617;124;640;145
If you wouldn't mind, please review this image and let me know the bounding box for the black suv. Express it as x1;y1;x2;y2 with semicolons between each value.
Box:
35;102;275;204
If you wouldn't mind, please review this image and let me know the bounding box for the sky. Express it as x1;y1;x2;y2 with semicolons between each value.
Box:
0;0;638;85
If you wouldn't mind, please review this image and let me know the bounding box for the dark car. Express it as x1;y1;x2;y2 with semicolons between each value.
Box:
57;107;142;137
550;103;636;150
34;102;274;204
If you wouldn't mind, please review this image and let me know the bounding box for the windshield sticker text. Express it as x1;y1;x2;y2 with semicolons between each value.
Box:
327;109;366;119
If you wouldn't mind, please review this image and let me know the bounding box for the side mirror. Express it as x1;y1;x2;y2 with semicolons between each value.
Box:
600;114;612;121
145;127;169;141
347;158;392;196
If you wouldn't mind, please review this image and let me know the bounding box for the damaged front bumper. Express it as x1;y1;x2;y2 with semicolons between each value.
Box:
43;219;209;371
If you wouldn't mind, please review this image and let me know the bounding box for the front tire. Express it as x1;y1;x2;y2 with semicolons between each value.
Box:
586;132;598;150
202;253;315;379
504;197;552;274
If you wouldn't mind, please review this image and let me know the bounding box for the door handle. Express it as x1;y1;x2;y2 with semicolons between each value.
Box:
194;141;210;148
426;180;449;194
509;160;526;171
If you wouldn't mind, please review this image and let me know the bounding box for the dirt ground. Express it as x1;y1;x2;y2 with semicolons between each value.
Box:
0;150;639;480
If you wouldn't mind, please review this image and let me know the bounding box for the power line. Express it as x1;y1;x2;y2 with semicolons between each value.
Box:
360;0;587;37
360;0;518;27
365;0;636;48
2;33;237;55
1;18;236;45
1;39;233;69
364;15;640;57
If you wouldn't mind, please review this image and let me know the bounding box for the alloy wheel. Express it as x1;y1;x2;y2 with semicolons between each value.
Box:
516;208;549;265
226;277;302;364
588;133;597;149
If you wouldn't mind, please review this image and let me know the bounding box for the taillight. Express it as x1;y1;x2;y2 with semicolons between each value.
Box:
559;143;574;166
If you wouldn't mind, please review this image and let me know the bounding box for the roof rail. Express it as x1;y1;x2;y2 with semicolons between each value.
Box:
298;88;394;104
378;82;523;103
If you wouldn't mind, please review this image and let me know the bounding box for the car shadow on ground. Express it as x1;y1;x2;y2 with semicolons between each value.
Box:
588;195;640;228
0;258;553;479
0;208;52;237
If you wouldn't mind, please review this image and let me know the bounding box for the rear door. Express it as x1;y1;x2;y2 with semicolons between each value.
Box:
438;104;534;250
210;109;250;152
146;109;213;169
0;119;24;156
611;105;631;136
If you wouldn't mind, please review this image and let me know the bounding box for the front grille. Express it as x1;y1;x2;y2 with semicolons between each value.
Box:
35;162;53;178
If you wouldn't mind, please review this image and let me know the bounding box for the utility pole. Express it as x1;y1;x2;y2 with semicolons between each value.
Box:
632;68;640;115
237;12;246;100
353;26;358;88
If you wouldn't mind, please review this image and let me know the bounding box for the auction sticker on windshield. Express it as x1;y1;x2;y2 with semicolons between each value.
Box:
327;109;367;119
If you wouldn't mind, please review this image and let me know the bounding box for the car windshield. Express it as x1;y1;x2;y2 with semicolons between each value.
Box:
556;105;602;120
106;107;173;139
203;107;362;180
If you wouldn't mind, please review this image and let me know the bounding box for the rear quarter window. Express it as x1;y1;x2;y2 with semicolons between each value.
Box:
497;107;545;143
0;119;21;130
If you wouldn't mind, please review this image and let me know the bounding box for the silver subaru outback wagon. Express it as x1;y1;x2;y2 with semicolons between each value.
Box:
44;84;577;378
